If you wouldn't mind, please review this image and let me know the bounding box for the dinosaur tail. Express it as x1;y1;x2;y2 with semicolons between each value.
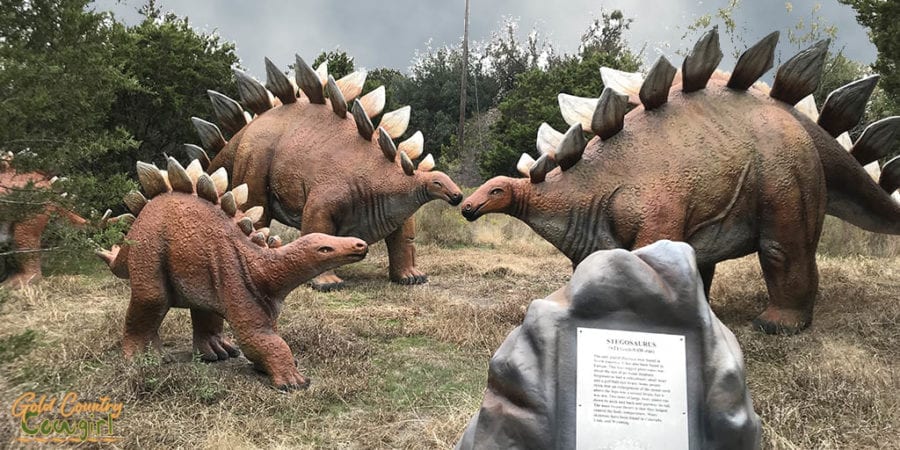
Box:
814;126;900;235
96;245;129;279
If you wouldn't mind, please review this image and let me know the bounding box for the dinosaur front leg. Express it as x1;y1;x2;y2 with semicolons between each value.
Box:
190;309;241;361
386;217;427;285
233;323;310;391
3;213;50;289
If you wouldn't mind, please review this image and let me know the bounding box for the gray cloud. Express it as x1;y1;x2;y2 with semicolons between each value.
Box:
92;0;876;81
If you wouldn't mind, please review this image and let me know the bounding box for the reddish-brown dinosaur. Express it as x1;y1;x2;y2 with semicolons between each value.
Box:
185;57;463;290
97;159;368;390
0;152;87;288
462;29;900;334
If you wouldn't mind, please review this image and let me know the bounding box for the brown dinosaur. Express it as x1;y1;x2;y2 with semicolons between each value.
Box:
0;152;87;288
184;57;463;290
462;29;900;334
97;159;368;390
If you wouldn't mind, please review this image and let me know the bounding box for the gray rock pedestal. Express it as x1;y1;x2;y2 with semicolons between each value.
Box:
457;240;760;450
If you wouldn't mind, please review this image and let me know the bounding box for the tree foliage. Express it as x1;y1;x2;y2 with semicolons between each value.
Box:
313;50;355;80
480;10;641;178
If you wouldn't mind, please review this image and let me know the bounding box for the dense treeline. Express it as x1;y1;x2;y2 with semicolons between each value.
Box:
2;0;898;228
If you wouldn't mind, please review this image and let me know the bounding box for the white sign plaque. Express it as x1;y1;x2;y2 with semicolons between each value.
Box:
575;328;688;450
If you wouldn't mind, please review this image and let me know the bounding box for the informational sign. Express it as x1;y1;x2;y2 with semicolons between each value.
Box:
575;328;688;450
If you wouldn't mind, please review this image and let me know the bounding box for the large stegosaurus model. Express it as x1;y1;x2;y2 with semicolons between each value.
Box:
98;159;368;390
462;29;900;334
184;56;463;290
1;152;87;288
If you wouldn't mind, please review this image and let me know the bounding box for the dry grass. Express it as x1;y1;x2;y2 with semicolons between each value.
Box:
1;208;899;449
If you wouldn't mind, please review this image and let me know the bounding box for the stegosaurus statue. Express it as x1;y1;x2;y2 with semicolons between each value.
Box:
183;56;463;290
98;158;368;390
463;29;900;334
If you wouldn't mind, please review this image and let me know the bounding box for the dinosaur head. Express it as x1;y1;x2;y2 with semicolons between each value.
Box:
297;233;369;271
462;176;524;221
418;170;463;206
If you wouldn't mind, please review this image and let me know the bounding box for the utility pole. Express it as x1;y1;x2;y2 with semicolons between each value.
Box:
457;0;470;155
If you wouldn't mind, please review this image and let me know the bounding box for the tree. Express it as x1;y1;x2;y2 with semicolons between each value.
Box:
312;50;355;80
480;11;641;177
106;1;239;173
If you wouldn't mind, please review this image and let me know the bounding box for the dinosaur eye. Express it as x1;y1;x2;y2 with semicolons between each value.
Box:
490;188;503;196
318;246;334;254
432;181;442;187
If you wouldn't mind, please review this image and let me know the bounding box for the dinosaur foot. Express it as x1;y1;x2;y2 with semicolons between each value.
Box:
193;333;241;362
258;363;311;391
310;273;345;292
752;306;811;335
390;268;428;285
1;273;39;290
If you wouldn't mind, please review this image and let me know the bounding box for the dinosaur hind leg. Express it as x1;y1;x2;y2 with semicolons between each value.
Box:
387;217;427;285
3;214;50;289
190;309;241;361
122;280;170;359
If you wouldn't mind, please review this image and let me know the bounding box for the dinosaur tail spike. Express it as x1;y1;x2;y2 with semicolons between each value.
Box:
183;144;211;170
351;99;375;140
418;154;435;172
536;122;563;157
682;26;723;93
817;75;880;137
850;117;900;166
639;56;677;111
380;106;411;138
220;191;237;216
880;156;900;194
123;190;147;215
517;153;536;177
207;90;250;136
136;162;170;198
325;75;348;117
360;86;386;117
335;70;367;102
769;39;830;105
558;93;597;132
264;57;297;105
231;183;249;208
166;157;193;194
209;167;229;195
398;131;424;160
727;31;779;91
600;67;643;105
794;94;819;121
237;217;254;235
529;153;556;183
267;235;283;248
556;123;588;171
591;87;629;139
185;159;204;186
377;127;398;161
190;117;226;154
234;68;274;116
196;173;219;203
250;231;268;247
399;151;415;176
295;55;326;104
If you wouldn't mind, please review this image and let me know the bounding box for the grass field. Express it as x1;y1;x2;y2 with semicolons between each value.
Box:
1;204;899;449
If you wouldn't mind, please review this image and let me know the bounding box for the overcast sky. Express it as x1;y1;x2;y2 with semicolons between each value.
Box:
91;0;877;81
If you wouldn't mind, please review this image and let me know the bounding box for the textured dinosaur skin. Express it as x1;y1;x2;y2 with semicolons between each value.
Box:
463;73;900;334
99;165;368;390
0;157;86;288
206;96;463;290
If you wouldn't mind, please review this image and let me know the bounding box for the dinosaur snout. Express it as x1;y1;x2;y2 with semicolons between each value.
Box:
461;201;481;221
449;192;463;206
350;240;368;258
